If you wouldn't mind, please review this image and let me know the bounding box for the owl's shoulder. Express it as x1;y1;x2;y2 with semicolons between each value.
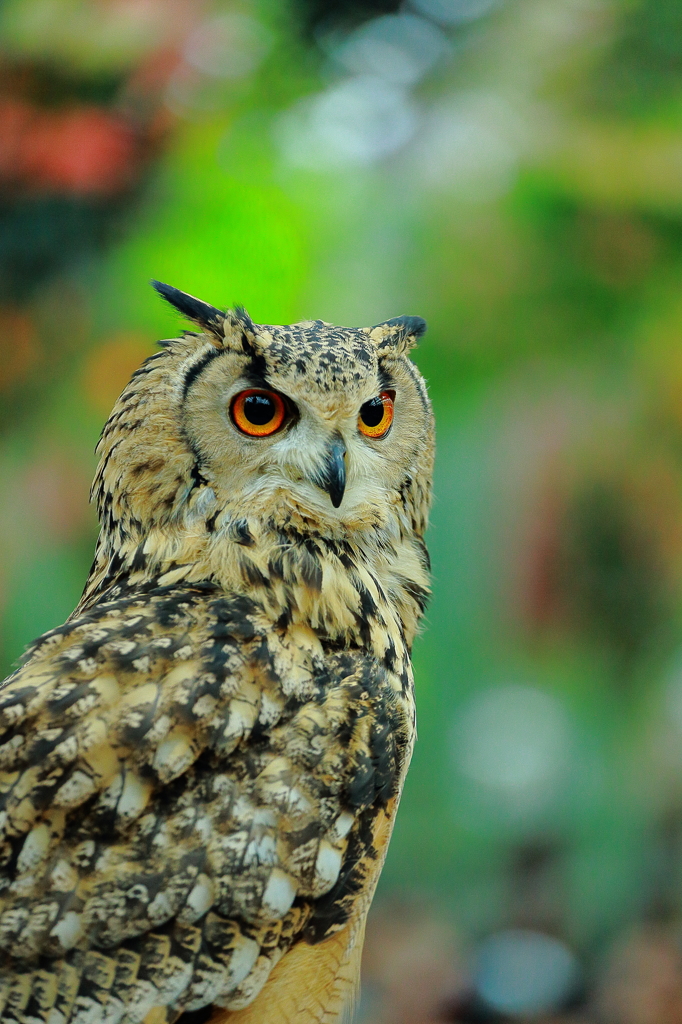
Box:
0;583;412;1016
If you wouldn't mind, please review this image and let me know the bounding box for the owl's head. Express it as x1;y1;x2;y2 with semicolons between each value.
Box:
94;282;433;555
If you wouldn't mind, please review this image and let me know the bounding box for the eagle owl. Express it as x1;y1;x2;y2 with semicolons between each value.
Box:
0;282;434;1024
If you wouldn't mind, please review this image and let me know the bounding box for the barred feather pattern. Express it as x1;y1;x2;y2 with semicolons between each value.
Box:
0;581;411;1022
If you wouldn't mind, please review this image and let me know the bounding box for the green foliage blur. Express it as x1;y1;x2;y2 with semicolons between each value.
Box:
4;0;682;1017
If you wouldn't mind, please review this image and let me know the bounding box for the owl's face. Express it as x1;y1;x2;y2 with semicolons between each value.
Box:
180;315;431;529
95;284;433;545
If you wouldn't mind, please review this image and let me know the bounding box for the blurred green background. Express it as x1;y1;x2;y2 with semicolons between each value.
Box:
3;0;682;1020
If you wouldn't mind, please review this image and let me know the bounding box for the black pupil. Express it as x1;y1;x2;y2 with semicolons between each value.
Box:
360;396;385;428
244;393;276;425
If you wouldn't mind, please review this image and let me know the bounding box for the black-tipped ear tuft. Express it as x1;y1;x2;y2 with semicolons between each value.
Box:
233;304;257;335
151;280;224;333
375;315;427;339
369;314;427;356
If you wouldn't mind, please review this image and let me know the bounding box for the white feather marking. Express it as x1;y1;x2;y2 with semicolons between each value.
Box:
17;823;51;874
117;773;152;820
180;873;215;923
220;934;260;992
49;911;84;951
313;840;343;893
261;868;297;917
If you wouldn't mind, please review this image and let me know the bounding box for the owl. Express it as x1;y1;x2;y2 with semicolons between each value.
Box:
0;282;434;1024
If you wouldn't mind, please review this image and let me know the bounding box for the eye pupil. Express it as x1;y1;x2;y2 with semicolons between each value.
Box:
231;389;287;437
357;391;394;439
243;394;275;425
360;397;385;428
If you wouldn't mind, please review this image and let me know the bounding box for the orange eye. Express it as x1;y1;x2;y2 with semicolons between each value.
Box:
231;389;287;437
358;391;394;439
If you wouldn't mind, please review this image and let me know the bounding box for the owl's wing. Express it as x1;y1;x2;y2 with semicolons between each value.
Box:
215;797;398;1024
0;582;409;1023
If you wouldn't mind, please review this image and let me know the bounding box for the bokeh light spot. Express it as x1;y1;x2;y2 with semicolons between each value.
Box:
410;0;501;26
475;929;580;1016
183;13;272;80
276;75;418;168
451;684;572;811
327;13;449;87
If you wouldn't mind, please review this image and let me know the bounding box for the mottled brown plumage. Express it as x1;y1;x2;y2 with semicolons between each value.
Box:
0;283;434;1024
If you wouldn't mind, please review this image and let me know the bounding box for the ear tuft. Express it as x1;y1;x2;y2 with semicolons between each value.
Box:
369;315;427;356
378;315;427;339
151;280;225;336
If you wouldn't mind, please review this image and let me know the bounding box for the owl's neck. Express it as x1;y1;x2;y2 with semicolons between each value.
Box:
77;497;430;662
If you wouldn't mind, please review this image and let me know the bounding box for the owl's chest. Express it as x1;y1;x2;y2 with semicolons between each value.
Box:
248;616;417;800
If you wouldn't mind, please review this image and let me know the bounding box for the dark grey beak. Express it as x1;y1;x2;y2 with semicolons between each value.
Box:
317;437;347;508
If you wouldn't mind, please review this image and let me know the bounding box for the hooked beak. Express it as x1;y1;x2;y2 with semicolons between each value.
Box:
316;436;347;508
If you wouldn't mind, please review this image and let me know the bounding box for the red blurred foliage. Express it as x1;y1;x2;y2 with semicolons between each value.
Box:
522;480;564;629
596;926;682;1024
19;452;92;543
0;1;208;200
0;308;40;389
361;902;465;1024
516;454;682;666
82;332;156;415
0;98;139;195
